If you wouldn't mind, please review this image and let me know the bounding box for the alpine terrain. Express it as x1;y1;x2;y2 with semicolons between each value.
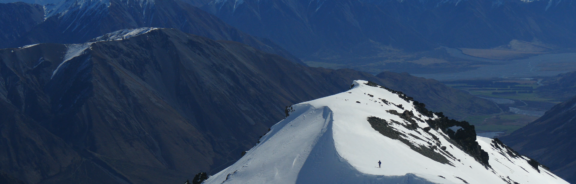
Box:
205;80;567;184
204;0;576;63
0;27;500;183
0;0;300;63
0;0;570;184
501;95;576;184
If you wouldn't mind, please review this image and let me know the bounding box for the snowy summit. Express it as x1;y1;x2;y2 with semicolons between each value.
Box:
204;80;568;184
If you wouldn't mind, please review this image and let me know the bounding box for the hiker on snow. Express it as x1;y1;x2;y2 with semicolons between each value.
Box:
378;160;381;168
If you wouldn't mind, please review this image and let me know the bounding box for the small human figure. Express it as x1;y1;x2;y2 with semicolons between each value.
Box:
378;160;381;168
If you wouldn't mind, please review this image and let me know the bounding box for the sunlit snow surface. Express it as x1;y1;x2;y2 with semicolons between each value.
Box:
48;28;157;78
205;80;568;184
51;43;90;79
91;27;159;41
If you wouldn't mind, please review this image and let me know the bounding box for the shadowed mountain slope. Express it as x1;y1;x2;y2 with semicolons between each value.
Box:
204;0;576;60
537;71;576;101
1;0;301;64
0;2;43;48
501;96;576;183
375;72;499;120
0;28;498;183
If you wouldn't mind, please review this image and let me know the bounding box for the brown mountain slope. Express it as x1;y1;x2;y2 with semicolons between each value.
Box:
0;28;498;183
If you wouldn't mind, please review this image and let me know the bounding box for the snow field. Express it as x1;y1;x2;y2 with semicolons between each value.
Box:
51;43;91;79
204;80;568;184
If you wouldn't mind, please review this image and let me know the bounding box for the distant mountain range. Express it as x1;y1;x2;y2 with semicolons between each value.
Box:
0;28;499;183
2;0;568;183
501;95;576;184
0;2;43;47
537;71;576;101
0;0;301;64
203;0;576;61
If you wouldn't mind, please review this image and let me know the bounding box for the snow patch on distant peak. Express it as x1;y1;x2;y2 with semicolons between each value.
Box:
20;43;40;49
43;0;110;19
50;27;157;79
91;28;159;42
51;43;91;79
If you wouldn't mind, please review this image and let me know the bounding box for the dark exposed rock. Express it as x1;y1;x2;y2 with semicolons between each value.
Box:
500;176;520;184
368;117;451;165
365;81;379;87
423;127;431;132
491;138;521;159
380;99;389;105
401;110;415;121
364;81;414;103
455;176;469;184
192;172;208;184
493;137;549;173
365;80;491;167
413;101;433;118
284;105;294;117
386;110;419;130
527;158;542;173
426;115;490;167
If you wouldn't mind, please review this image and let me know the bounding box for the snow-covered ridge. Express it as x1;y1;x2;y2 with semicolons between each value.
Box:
19;43;40;49
204;80;568;184
14;28;161;79
90;28;159;42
